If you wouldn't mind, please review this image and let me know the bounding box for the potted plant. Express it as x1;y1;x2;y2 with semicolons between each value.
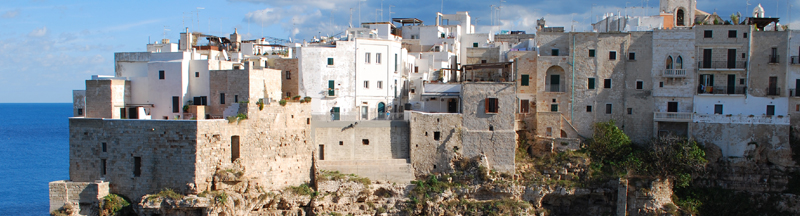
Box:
183;104;189;112
279;99;287;106
256;99;264;110
303;96;312;103
292;95;302;101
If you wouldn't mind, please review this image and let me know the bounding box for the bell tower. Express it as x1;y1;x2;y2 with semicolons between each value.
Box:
660;0;696;27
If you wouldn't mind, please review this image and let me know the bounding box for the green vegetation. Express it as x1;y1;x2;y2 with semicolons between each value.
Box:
146;188;183;202
303;96;312;103
256;99;265;110
292;95;302;100
442;198;532;216
673;186;792;215
286;183;318;197
100;194;131;216
279;99;287;106
227;113;248;124
198;190;228;206
318;170;371;187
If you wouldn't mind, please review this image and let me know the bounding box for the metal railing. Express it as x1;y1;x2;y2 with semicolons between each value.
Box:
766;87;781;96
546;84;565;92
653;112;693;122
698;61;747;69
790;89;800;97
697;85;746;94
791;56;800;65
325;89;338;97
769;55;780;63
663;69;687;77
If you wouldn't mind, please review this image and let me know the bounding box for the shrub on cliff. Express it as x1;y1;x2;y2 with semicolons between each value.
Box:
101;194;133;216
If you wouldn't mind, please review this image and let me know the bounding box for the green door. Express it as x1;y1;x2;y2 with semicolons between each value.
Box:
331;107;340;120
328;80;335;96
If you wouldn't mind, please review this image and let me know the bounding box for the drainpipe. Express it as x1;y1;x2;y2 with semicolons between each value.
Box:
746;26;752;100
571;34;575;121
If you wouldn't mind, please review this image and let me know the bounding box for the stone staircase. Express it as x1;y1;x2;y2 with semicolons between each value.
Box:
317;159;416;183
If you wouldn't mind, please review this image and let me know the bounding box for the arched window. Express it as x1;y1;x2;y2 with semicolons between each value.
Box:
666;56;674;69
677;9;685;26
675;56;683;69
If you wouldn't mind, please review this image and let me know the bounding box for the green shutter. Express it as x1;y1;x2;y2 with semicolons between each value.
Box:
473;42;478;47
328;80;335;96
588;78;595;89
327;58;334;65
551;104;558;112
521;75;529;86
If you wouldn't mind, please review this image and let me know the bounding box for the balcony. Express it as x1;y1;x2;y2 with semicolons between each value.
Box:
546;84;566;92
696;85;746;95
766;87;781;96
769;55;780;63
694;114;789;125
792;56;800;65
790;89;800;97
325;89;338;98
663;69;687;77
698;61;747;70
654;112;693;122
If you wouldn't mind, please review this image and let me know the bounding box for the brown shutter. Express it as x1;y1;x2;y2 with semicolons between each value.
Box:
485;99;490;113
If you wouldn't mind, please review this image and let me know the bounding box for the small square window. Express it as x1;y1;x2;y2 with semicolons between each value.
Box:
521;75;530;86
551;104;559;112
589;49;596;57
704;30;713;38
609;51;617;60
473;42;479;47
659;82;664;87
627;108;632;114
740;79;745;85
234;95;238;103
715;104;723;114
414;66;419;73
158;70;165;79
481;60;487;64
604;79;612;88
365;52;371;63
605;104;612;114
195;72;199;77
410;89;415;93
743;33;748;38
588;78;596;89
378;81;383;89
636;81;643;89
286;71;291;80
327;58;334;65
628;52;636;60
339;141;344;145
742;53;746;59
362;139;369;145
586;106;593;112
102;142;107;152
552;49;559;56
364;81;369;89
728;30;737;38
77;108;83;115
796;104;799;112
376;53;382;64
434;132;441;141
485;98;499;113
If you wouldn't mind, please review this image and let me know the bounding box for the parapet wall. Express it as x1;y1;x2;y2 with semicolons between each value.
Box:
49;180;109;214
409;112;463;176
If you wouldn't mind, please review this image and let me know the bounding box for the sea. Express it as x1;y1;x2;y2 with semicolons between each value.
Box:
0;103;71;215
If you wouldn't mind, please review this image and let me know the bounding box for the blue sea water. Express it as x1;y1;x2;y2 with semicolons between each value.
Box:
0;103;71;215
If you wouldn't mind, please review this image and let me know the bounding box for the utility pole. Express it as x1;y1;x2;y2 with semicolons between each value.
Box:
350;8;354;28
195;7;204;32
389;5;395;20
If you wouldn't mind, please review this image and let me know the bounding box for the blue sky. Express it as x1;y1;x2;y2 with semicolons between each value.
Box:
1;0;796;102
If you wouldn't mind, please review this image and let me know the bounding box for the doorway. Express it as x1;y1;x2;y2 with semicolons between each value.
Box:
447;99;458;113
727;74;736;94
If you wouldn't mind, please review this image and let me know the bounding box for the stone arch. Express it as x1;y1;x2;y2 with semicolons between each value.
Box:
676;8;686;26
560;130;568;138
675;56;683;69
545;66;566;92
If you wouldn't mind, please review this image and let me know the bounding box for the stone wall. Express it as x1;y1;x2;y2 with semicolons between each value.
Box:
692;122;793;167
73;90;86;117
461;82;517;173
750;31;789;97
409;112;463;175
48;180;109;214
208;64;282;117
312;120;409;161
84;79;129;119
270;58;300;98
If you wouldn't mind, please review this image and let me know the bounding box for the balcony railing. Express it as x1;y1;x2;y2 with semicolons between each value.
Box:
769;55;780;63
792;56;800;65
654;112;693;122
698;61;747;69
326;89;338;97
790;89;800;97
546;84;565;92
766;87;781;96
663;69;687;77
697;85;746;94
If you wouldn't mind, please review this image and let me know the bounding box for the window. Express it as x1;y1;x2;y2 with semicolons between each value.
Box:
234;66;240;70
586;106;593;112
172;96;179;113
660;82;664;87
605;104;612;114
377;81;383;89
604;79;612;88
319;145;324;160
628;52;636;60
609;51;617;60
364;81;369;89
473;42;479;47
133;157;141;177
231;136;240;162
744;33;748;38
551;104;558;112
339;141;344;145
520;100;530;113
666;56;674;69
159;70;165;79
102;142;107;152
796;104;799;112
521;75;529;86
676;56;683;69
767;105;775;116
485;98;499;113
414;66;419;73
195;72;199;77
220;93;226;104
365;52;371;63
77;108;83;115
362;139;370;145
704;30;713;38
394;54;398;71
636;81;643;89
588;78;596;89
742;53;746;59
441;33;445;38
434;132;441;141
376;53;382;64
101;159;106;176
589;49;596;57
481;60;487;64
234;95;238;103
627;108;632;114
714;104;723;114
327;58;334;65
770;47;779;63
410;89;415;93
286;71;291;79
552;49;559;56
728;30;737;38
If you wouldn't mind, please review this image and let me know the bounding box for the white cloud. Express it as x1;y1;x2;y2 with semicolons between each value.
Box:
2;9;19;18
231;0;359;10
244;8;284;26
28;26;47;37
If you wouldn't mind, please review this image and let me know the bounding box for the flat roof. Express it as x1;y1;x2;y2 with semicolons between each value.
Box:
392;18;423;24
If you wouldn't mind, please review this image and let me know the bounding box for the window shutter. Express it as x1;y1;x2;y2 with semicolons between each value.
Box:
485;99;490;113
